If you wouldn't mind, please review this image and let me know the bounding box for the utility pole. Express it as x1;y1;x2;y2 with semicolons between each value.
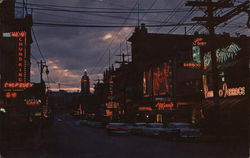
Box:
39;60;49;137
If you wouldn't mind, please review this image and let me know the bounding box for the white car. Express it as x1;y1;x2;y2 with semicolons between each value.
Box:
168;122;201;139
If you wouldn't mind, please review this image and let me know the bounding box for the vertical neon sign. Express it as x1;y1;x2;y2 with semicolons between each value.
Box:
10;32;27;82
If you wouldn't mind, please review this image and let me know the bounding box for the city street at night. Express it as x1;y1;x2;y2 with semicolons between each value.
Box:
0;115;248;158
0;0;249;157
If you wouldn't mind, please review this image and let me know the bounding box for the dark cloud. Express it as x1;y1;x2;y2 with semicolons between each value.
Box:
18;0;249;91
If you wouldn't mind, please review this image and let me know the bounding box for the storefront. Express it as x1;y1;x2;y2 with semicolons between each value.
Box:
193;35;249;136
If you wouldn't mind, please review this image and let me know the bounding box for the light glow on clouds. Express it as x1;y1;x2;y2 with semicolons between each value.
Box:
102;33;113;40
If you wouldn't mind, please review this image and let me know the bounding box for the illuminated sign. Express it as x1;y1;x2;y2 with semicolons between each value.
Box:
143;62;171;97
5;92;17;98
138;107;152;111
183;62;201;68
24;99;41;106
192;38;241;69
105;110;112;116
203;76;245;98
106;102;118;109
193;38;207;46
4;82;34;90
3;31;27;82
155;102;173;110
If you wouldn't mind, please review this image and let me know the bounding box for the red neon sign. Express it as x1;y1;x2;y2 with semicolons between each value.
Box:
5;92;17;98
155;102;173;110
4;31;27;82
4;82;34;89
17;32;26;82
193;38;207;46
138;107;152;111
10;32;26;38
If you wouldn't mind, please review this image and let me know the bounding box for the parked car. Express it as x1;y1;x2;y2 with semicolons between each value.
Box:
168;122;201;139
141;123;163;136
106;123;131;135
79;120;88;126
142;123;179;138
91;121;106;128
130;123;147;135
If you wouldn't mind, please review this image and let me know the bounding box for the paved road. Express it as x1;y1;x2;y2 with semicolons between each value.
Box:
0;116;248;158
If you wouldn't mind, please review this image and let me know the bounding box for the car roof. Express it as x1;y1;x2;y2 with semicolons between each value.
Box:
168;122;190;126
108;123;126;125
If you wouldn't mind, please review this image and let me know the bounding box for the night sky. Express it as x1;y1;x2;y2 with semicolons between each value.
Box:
15;0;250;92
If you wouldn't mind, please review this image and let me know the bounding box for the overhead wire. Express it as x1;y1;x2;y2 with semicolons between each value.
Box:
89;0;139;76
154;0;185;33
96;0;160;76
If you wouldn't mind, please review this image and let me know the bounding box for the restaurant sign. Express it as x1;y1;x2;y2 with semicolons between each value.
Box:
204;83;245;98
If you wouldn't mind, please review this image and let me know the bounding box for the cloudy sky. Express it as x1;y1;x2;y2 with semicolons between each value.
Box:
15;0;250;92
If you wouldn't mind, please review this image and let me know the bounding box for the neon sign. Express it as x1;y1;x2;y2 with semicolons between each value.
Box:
5;92;17;98
192;37;241;68
203;76;245;98
138;107;152;111
4;82;34;89
143;62;171;97
193;38;207;46
24;99;41;106
3;31;27;82
183;62;201;68
155;102;173;110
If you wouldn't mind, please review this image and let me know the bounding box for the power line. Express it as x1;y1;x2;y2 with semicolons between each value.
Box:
14;5;198;14
154;0;185;33
96;0;161;76
33;22;197;28
33;10;177;25
15;2;199;11
89;1;139;76
31;28;46;62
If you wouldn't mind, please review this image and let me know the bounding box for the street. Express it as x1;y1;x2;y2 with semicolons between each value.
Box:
0;115;248;158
